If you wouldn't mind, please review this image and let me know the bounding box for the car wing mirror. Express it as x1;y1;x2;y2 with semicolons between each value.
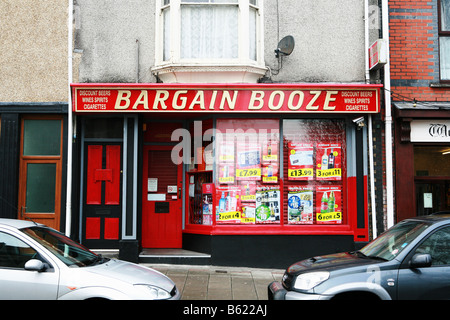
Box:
410;253;432;268
24;259;46;272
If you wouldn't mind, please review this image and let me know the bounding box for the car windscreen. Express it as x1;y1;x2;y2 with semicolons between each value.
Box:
359;220;430;261
22;226;100;267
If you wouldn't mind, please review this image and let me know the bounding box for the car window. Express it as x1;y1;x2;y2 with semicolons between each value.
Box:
360;221;429;261
415;226;450;266
0;231;38;269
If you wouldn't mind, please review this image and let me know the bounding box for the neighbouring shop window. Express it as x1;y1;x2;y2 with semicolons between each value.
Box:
26;163;57;213
23;120;61;156
414;145;450;216
414;146;450;176
283;119;346;225
440;0;450;81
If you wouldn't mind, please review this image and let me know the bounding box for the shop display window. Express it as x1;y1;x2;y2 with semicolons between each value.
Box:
215;119;280;225
187;119;214;226
187;118;348;229
283;119;346;225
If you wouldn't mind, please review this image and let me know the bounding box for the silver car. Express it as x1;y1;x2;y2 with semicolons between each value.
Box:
0;218;180;300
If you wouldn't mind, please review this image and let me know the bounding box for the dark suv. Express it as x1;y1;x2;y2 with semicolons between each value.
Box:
269;213;450;300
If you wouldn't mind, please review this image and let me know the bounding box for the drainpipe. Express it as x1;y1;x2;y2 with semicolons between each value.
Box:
365;0;378;239
66;0;74;236
382;0;395;229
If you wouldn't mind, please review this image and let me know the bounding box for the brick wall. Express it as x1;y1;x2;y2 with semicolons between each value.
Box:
389;0;449;101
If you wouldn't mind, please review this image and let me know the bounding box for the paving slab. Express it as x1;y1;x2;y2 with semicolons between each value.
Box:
143;264;284;300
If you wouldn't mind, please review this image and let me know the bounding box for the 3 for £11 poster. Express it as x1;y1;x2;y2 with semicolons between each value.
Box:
316;143;341;180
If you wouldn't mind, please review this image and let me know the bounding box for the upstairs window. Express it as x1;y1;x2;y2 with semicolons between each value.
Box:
155;0;265;83
180;0;239;60
439;0;450;81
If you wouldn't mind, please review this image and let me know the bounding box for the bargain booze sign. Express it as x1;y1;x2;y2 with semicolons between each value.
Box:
72;84;381;114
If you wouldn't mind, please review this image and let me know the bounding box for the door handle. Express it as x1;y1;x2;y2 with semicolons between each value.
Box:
178;187;182;198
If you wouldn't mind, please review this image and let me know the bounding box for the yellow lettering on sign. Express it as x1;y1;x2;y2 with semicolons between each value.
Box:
189;91;205;110
153;90;169;110
248;91;264;110
306;91;321;110
317;212;342;222
287;91;304;110
173;90;188;110
288;168;314;178
268;91;284;110
132;90;149;110
115;90;132;110
323;91;338;110
236;168;261;178
317;168;342;178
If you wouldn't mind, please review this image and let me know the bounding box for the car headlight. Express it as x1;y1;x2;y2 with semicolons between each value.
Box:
293;272;330;291
134;284;172;300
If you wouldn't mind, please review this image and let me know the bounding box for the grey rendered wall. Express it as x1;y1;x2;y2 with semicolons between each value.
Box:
75;0;369;84
74;0;156;83
264;0;367;83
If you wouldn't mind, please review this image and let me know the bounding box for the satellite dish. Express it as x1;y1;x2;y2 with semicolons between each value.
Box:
275;35;295;58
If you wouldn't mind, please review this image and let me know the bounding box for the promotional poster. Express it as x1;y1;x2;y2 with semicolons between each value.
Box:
316;186;342;224
288;186;314;224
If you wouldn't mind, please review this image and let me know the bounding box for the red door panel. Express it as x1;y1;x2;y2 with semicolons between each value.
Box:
105;145;121;205
86;145;103;205
142;146;182;248
83;143;122;249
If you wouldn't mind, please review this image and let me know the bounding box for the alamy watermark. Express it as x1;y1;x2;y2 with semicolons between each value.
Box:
170;121;279;166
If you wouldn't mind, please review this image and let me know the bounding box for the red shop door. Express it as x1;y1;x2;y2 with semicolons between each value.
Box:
83;144;122;249
142;146;182;248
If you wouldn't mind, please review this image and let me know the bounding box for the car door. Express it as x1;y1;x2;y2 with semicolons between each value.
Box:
0;230;60;300
397;225;450;299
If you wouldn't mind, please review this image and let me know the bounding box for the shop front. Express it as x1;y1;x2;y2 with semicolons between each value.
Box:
394;103;450;222
72;83;381;268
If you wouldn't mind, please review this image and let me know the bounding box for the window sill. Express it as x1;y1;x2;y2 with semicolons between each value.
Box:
430;82;450;88
151;63;268;84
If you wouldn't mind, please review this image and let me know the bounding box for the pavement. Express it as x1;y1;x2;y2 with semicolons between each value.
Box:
142;264;285;300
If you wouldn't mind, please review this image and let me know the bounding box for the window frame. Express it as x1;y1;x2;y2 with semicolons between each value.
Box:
438;0;450;82
183;116;358;237
155;0;264;68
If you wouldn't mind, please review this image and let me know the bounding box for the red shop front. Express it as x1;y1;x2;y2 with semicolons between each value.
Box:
72;83;381;268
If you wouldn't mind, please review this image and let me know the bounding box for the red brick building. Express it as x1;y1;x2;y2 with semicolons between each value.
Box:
390;0;450;221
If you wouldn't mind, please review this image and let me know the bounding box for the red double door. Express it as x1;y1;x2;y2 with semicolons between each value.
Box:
142;146;183;248
83;144;122;248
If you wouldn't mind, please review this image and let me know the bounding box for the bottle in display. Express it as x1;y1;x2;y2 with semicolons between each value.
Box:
328;149;335;169
321;192;328;213
328;191;335;213
219;192;226;212
321;150;328;170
